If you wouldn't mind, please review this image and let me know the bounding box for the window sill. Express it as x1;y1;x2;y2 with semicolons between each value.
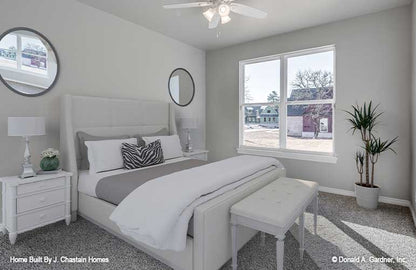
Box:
237;147;337;164
0;66;49;79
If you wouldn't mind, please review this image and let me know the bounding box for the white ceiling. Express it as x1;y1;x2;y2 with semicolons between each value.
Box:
77;0;411;50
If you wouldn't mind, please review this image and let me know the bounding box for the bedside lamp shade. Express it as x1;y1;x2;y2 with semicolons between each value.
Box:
8;117;46;178
181;118;197;130
8;117;45;137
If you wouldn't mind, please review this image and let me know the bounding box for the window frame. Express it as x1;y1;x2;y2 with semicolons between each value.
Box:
238;45;337;163
0;33;49;77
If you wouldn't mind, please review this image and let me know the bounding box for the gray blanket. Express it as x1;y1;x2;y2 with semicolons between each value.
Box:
96;159;209;238
96;159;209;205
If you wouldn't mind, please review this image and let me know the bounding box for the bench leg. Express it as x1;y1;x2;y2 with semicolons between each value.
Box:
299;212;305;260
275;235;285;270
231;224;238;270
313;194;318;235
260;231;266;246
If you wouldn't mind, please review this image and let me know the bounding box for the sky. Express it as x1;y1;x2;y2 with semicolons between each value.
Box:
244;51;334;103
0;34;17;50
0;33;46;51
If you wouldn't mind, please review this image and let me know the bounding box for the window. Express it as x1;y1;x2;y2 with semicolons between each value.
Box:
241;59;280;149
239;46;336;162
0;34;17;69
320;118;328;132
0;33;48;76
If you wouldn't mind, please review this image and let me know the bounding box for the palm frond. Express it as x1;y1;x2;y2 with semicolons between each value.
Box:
355;151;365;164
367;136;398;156
344;101;382;139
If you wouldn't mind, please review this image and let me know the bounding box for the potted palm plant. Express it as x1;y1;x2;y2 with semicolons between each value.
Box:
346;102;397;209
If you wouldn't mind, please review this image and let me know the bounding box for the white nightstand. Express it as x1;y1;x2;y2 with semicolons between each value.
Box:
0;171;72;244
183;149;209;161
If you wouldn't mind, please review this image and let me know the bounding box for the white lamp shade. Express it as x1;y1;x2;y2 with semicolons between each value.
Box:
8;117;46;137
203;8;216;22
221;15;231;24
181;118;197;129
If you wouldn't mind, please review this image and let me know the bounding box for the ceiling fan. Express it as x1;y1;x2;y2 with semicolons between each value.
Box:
163;1;267;29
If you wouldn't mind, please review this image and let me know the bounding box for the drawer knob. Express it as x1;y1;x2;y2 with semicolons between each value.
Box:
39;213;47;219
39;197;46;203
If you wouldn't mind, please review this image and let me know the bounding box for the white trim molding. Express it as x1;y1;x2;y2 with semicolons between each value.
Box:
318;186;411;207
410;205;416;227
238;45;336;157
320;186;416;228
237;147;337;164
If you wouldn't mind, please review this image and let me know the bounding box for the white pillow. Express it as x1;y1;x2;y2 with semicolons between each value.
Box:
142;135;183;160
85;138;137;174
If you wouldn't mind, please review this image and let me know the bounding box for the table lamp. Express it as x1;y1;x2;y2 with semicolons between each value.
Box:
8;117;46;178
181;118;197;152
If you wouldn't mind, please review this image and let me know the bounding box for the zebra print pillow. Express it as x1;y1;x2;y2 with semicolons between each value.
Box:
121;140;164;169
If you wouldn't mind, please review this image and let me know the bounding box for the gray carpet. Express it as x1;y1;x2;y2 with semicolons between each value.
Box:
0;192;414;270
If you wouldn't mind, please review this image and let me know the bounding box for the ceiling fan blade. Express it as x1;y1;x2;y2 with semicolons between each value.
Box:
230;3;267;19
209;13;220;29
163;2;212;9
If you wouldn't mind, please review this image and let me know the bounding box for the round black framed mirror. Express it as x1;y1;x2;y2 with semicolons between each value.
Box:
0;27;59;97
168;68;195;107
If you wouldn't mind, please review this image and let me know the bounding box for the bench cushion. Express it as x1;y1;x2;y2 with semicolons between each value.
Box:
231;177;318;229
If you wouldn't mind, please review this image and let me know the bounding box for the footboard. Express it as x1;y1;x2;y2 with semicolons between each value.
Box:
192;168;286;270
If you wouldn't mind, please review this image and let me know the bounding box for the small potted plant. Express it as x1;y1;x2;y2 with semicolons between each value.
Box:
346;102;397;209
40;148;60;172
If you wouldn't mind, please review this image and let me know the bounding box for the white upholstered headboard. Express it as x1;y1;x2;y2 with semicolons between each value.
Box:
60;95;177;220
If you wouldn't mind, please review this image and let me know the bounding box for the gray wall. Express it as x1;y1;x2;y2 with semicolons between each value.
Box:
206;6;411;200
0;0;206;178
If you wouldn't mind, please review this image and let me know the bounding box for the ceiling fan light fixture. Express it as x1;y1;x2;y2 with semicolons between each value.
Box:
221;15;231;24
203;8;216;22
163;1;268;30
218;3;230;17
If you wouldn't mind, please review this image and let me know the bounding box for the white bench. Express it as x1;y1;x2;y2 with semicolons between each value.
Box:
230;177;319;270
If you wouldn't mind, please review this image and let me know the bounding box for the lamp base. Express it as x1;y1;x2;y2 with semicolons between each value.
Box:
20;163;36;179
185;129;193;153
185;144;193;153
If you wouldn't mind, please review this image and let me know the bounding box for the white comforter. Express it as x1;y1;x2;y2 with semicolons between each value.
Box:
109;155;281;251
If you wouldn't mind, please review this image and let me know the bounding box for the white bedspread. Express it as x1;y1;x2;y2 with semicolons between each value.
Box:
109;155;281;251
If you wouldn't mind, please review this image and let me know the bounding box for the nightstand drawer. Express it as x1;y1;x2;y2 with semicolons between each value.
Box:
17;205;65;232
17;189;65;213
17;177;65;195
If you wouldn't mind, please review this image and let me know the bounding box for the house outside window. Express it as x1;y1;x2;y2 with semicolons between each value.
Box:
0;33;48;76
320;118;329;132
238;45;336;163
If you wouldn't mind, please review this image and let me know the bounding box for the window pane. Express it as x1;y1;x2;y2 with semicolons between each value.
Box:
287;51;334;101
244;59;280;103
0;34;17;69
21;36;48;75
287;104;333;152
243;105;279;148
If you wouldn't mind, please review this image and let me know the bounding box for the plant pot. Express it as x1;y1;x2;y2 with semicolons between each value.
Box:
40;157;60;171
355;183;380;209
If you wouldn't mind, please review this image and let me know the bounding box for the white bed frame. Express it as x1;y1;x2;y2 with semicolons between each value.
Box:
60;95;286;270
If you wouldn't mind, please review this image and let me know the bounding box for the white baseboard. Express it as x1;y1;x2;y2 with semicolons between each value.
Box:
319;186;355;197
318;186;411;207
410;205;416;226
319;185;416;229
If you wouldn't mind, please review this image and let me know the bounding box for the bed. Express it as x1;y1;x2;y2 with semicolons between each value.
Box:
60;95;286;270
